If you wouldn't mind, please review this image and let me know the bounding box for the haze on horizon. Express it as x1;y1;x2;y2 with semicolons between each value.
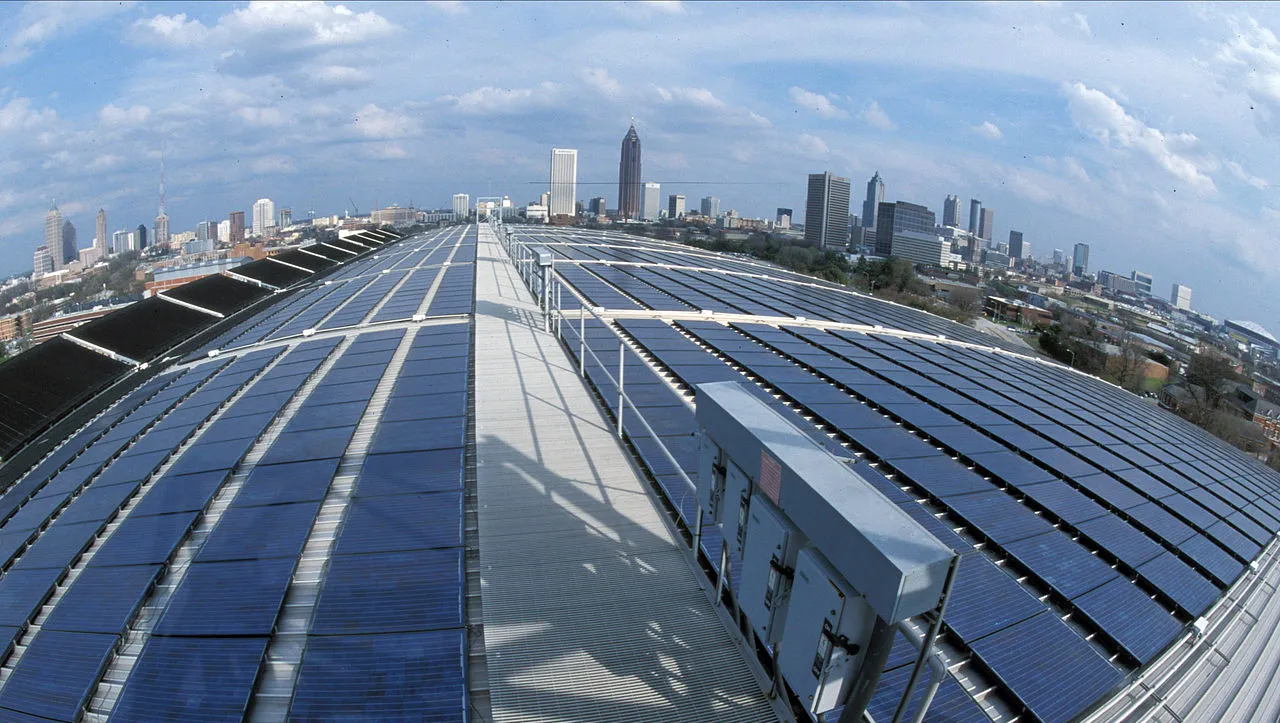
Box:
2;0;1279;327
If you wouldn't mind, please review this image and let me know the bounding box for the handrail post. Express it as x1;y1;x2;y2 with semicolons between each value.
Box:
890;554;961;723
617;341;626;438
578;306;586;376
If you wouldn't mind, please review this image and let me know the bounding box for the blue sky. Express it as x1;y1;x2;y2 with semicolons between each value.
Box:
2;1;1280;327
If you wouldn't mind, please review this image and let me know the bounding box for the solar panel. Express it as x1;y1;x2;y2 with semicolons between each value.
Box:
368;418;466;456
9;520;102;572
154;557;297;636
87;511;199;567
110;636;270;723
196;501;323;562
1137;553;1220;616
333;492;462;555
866;662;987;723
943;490;1055;545
1074;577;1182;664
129;470;232;517
944;554;1044;642
968;612;1122;723
890;455;994;499
1018;480;1109;525
55;480;142;526
355;450;465;497
310;548;463;635
42;564;162;634
1077;515;1165;569
232;458;341;508
0;567;63;627
0;629;118;722
1003;531;1119;600
290;630;465;721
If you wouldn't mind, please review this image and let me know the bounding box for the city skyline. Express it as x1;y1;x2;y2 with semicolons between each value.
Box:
1;2;1279;326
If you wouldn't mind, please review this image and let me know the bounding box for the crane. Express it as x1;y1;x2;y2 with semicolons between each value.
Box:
347;197;359;217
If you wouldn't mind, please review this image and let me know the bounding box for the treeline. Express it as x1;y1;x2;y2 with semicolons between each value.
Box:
680;232;852;284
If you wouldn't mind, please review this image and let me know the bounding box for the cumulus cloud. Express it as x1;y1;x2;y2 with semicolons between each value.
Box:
353;104;417;138
788;87;848;119
858;101;895;130
1215;19;1280;128
134;12;207;46
974;121;1003;140
426;1;468;14
582;68;622;97
439;83;558;115
1064;81;1217;193
797;133;830;156
653;85;728;109
0;98;57;133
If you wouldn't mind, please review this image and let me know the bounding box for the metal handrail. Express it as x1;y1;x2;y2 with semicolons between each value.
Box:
494;222;699;524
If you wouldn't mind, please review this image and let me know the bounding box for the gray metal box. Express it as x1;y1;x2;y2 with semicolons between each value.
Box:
779;546;876;716
696;434;722;520
738;496;804;644
722;460;752;558
534;247;554;267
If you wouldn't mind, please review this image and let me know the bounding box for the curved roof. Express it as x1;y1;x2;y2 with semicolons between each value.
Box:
1226;319;1278;345
0;223;1273;722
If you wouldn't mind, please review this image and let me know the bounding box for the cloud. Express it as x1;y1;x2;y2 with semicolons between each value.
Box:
788;87;848;119
426;1;468;14
353;104;417;139
439;83;558;115
1070;12;1092;37
582;68;622;97
1215;19;1280;129
1226;160;1269;189
250;155;294;174
974;120;1003;140
134;12;207;46
858;101;895;130
237;107;286;127
0;98;57;134
309;65;370;90
653;85;728;110
615;1;686;20
99;104;151;127
797;133;830;156
1063;81;1217;193
0;1;133;65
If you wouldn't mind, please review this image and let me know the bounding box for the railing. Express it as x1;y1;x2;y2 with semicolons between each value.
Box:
492;220;699;536
490;220;950;723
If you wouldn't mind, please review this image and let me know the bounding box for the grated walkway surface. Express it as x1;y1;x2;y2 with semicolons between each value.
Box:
472;224;779;723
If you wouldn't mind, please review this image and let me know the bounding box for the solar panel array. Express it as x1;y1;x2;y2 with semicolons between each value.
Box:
529;227;1280;722
0;225;476;722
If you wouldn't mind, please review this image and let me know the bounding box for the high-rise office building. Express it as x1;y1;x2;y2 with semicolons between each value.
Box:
943;195;961;227
617;124;642;220
1072;243;1090;276
218;219;231;245
862;172;885;229
95;209;108;255
1131;271;1153;297
1008;230;1024;259
805;171;852;250
229;211;246;245
968;199;981;234
252;198;276;237
641;182;661;221
700;196;720;218
1053;249;1065;266
135;224;148;250
154;212;170;247
197;221;216;243
776;208;793;229
32;246;52;276
452;194;470;219
874;201;936;258
668;194;686;219
112;229;128;255
979;207;995;241
45;201;63;270
60;220;77;265
588;197;607;216
1171;283;1193;310
549;148;578;217
278;208;292;228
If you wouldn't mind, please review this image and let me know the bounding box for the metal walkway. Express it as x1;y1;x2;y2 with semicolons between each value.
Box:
472;224;780;723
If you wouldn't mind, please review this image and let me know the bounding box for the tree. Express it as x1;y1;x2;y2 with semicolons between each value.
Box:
950;288;981;316
1185;352;1236;412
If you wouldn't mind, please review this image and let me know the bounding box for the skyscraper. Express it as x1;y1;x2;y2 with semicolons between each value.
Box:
641;182;661;221
874;201;936;258
862;172;885;229
1171;283;1192;310
229;211;246;245
60;220;76;265
979;207;994;241
155;212;170;247
95;208;108;255
33;246;52;276
252;198;276;237
135;224;148;250
968;199;981;234
805;171;852;250
549;148;578;217
617;124;642;220
776;208;793;229
45;201;63;270
943;195;961;227
668;194;686;218
452;194;470;219
588;197;607;216
1008;230;1024;259
1072;243;1090;276
278;208;292;228
1131;271;1153;297
700;196;720;218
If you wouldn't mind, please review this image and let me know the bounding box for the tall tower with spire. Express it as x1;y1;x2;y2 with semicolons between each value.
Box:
617;121;642;220
155;148;170;246
44;200;64;270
